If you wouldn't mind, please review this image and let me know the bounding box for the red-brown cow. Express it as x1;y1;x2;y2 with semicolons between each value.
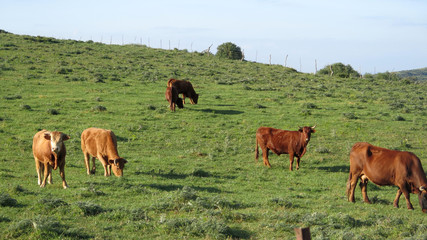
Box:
32;130;70;189
255;126;316;170
81;128;127;177
346;142;427;212
167;78;199;104
165;86;184;111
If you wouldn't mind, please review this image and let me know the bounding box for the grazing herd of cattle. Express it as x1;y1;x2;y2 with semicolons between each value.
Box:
32;78;427;213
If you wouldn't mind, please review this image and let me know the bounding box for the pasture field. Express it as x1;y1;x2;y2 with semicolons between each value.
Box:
0;31;426;239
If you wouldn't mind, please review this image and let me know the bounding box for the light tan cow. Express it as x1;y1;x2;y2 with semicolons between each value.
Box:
32;130;70;189
81;127;127;177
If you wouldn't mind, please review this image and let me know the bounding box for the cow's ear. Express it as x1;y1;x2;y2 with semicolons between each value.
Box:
44;133;51;140
311;129;316;133
62;134;70;141
122;159;128;164
108;159;115;164
298;128;303;132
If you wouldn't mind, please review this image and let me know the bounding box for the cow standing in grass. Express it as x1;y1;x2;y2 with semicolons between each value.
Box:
167;78;199;104
81;128;127;177
32;130;70;189
346;142;427;213
255;126;316;170
165;86;184;111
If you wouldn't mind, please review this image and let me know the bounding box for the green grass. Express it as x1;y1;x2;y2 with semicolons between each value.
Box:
1;31;427;239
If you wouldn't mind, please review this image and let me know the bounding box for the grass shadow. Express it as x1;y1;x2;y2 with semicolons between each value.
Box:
316;165;349;173
135;170;188;179
197;108;244;115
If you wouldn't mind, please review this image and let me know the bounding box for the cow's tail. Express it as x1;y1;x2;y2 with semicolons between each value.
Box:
255;138;259;162
345;172;352;200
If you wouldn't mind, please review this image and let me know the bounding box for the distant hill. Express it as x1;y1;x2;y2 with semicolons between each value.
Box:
396;67;427;81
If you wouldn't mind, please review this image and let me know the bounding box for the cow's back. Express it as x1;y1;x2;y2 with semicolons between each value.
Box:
171;80;195;94
256;127;291;153
81;128;116;156
350;142;416;186
33;130;51;160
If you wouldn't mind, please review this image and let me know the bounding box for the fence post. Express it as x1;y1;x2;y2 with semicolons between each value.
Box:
294;227;311;240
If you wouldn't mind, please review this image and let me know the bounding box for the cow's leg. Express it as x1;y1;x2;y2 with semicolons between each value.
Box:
347;172;359;202
289;153;295;171
182;94;186;104
40;162;49;187
107;164;111;176
83;152;91;175
393;189;402;208
91;157;96;174
261;147;271;167
399;186;414;210
190;97;195;105
360;176;371;204
296;156;301;170
97;154;109;176
59;161;68;189
34;157;42;185
172;102;175;112
48;165;53;184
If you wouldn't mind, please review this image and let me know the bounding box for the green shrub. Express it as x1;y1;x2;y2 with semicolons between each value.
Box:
0;192;18;207
7;219;32;238
3;94;22;100
216;42;243;60
76;201;104;216
318;63;360;78
38;197;68;209
343;112;358;119
91;105;107;112
46;109;59;115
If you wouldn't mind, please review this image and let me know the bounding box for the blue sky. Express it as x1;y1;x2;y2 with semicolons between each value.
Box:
2;0;426;73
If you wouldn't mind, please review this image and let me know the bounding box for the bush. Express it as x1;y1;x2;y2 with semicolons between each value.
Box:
76;201;104;216
318;63;360;78
216;42;243;60
46;109;59;115
0;192;18;207
91;105;107;112
38;197;68;209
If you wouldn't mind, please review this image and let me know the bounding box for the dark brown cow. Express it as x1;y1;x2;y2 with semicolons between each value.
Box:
81;128;127;177
165;86;184;111
32;130;70;189
167;78;199;104
346;142;427;213
255;126;316;170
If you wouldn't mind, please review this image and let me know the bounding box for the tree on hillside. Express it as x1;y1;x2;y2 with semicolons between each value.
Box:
216;42;243;60
318;62;360;78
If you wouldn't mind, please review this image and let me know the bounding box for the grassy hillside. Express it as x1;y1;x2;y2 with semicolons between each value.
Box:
1;31;426;239
397;67;427;81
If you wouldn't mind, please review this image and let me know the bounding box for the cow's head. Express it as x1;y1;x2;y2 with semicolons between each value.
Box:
298;126;316;143
44;131;70;170
108;158;128;177
419;186;427;213
192;94;199;104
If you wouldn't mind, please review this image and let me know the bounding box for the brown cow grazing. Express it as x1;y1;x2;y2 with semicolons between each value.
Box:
165;86;184;111
255;126;316;170
346;142;427;213
167;78;199;104
81;128;128;177
32;130;70;189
